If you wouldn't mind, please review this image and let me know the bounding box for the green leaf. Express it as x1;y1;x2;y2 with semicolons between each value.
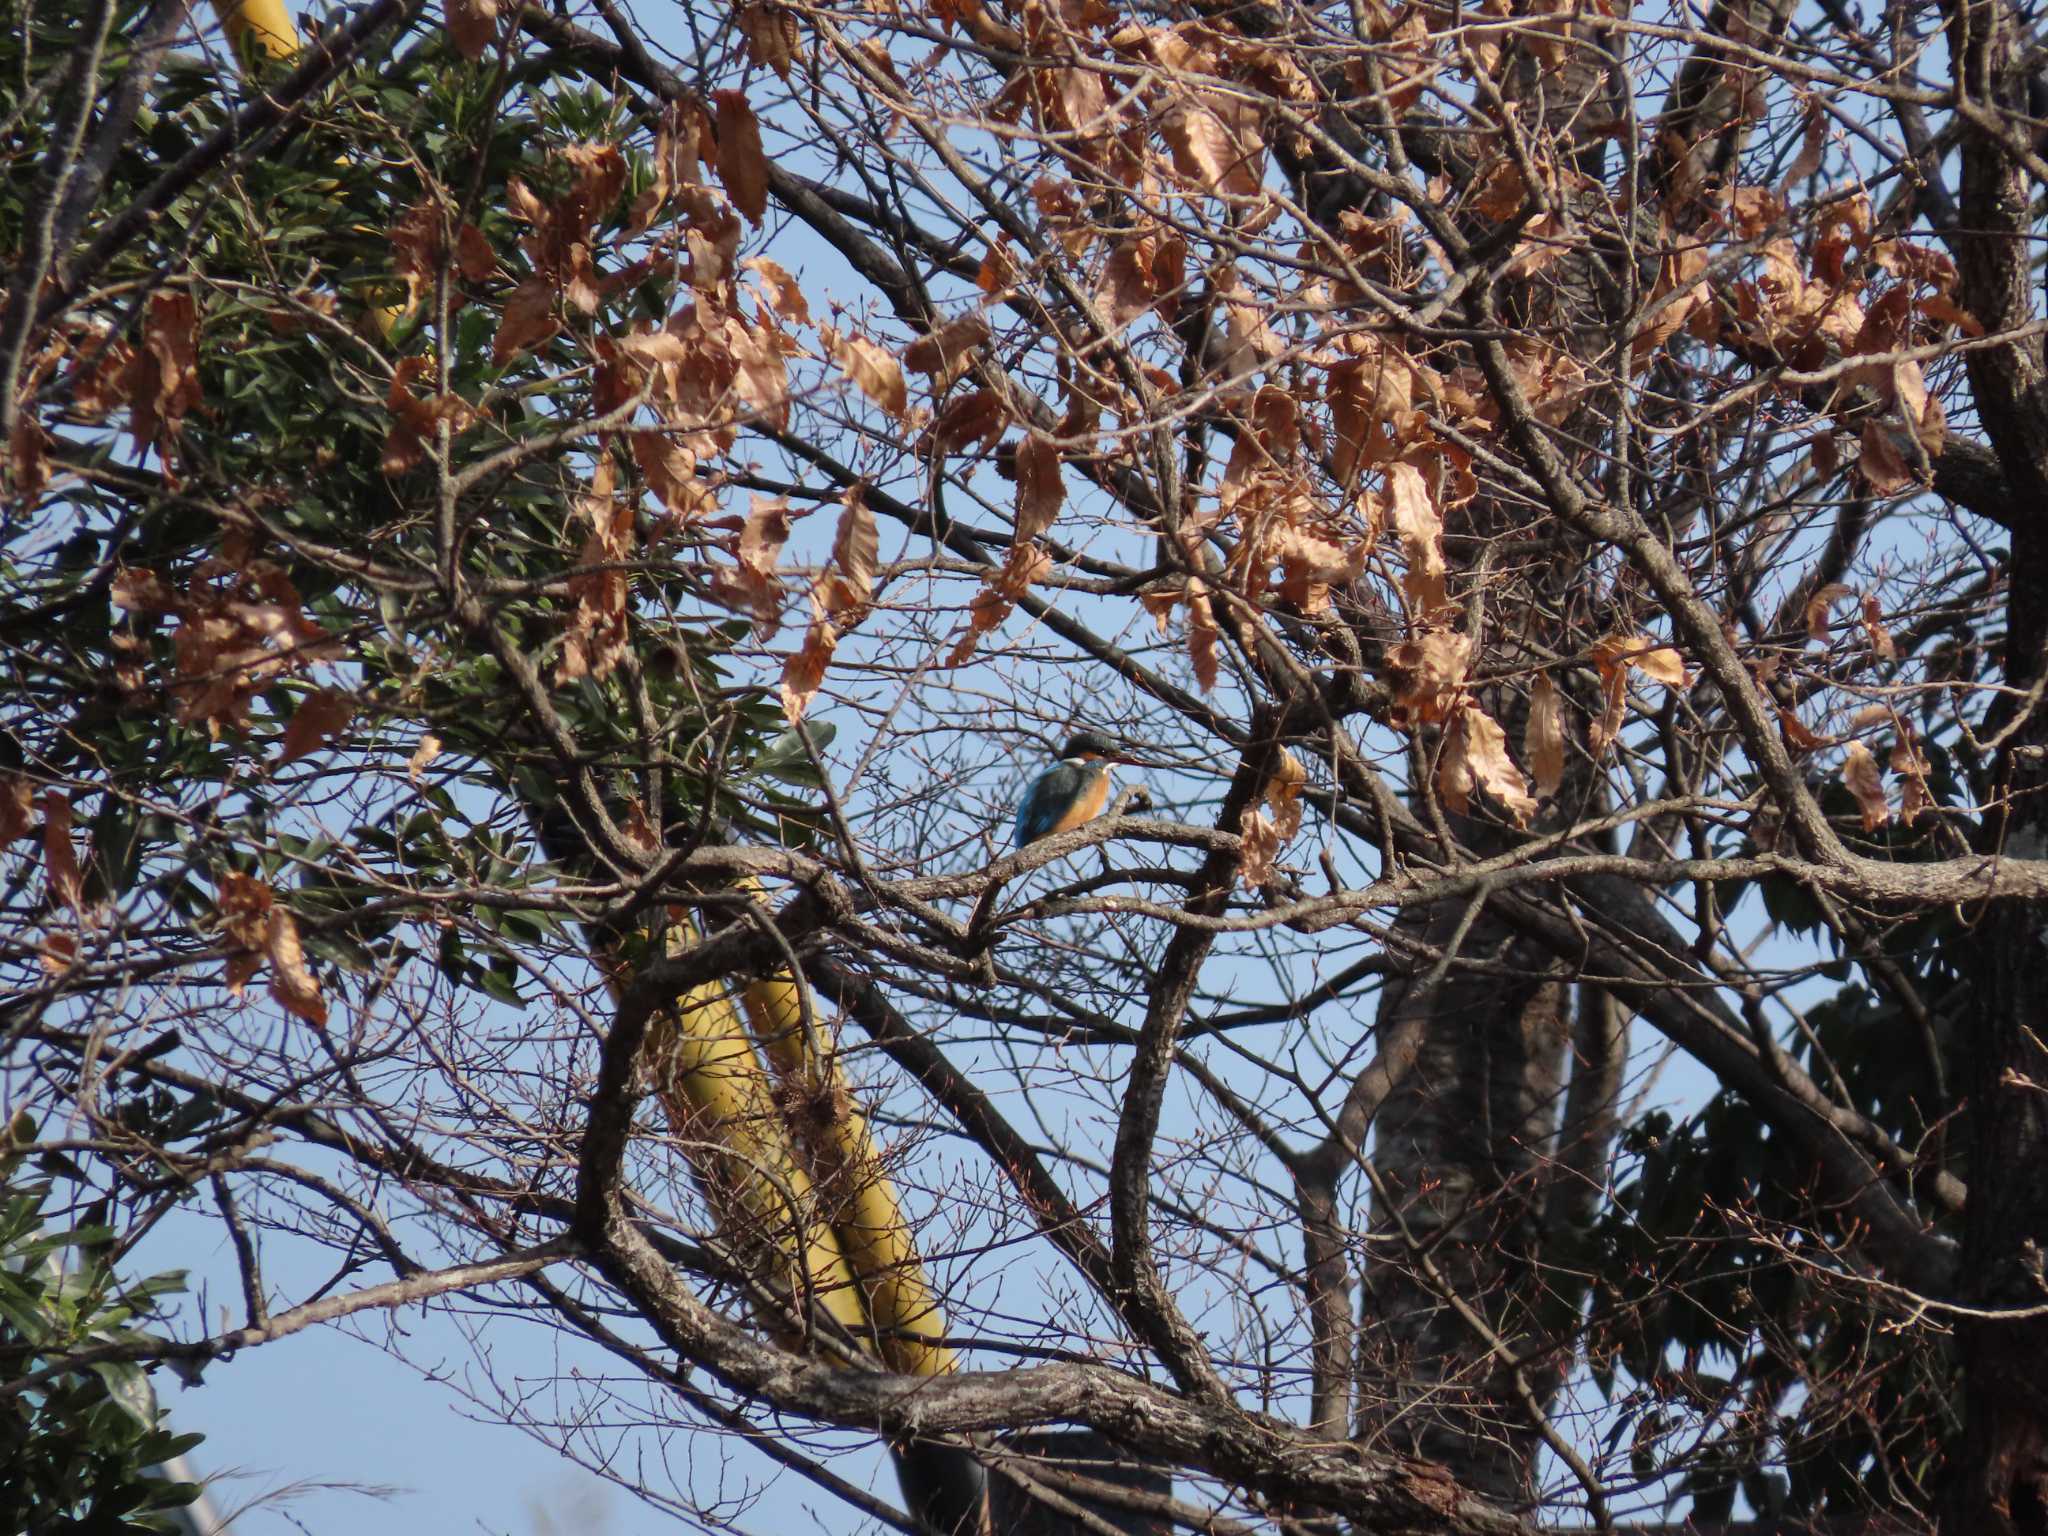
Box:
89;1360;158;1428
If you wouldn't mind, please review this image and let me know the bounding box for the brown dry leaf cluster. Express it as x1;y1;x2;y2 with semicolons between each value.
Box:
1726;191;1971;493
558;456;637;683
496;142;629;362
592;250;791;532
215;871;327;1027
1589;634;1689;757
991;9;1307;204
445;0;501;58
711;494;812;637
13;294;203;496
276;688;356;768
1803;582;1898;661
737;3;802;77
1218;387;1368;619
110;545;344;737
1238;747;1308;889
782;486;880;722
390;196;498;307
1381;628;1536;826
383;355;478;476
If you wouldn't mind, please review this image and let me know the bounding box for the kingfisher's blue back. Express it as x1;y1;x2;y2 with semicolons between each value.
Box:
1012;758;1113;846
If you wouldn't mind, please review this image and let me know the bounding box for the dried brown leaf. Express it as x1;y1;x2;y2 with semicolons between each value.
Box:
41;791;80;915
1892;728;1933;826
927;389;1007;455
1841;740;1890;832
0;777;32;844
781;594;837;724
216;870;273;998
493;278;560;363
1266;746;1308;841
446;0;501;61
713;90;769;225
1859;593;1896;660
631;434;717;522
1440;704;1536;828
111;567;179;614
1805;582;1854;646
125;290;202;472
737;2;801;76
1187;576;1220;692
1386;628;1470;730
1384;462;1448;616
821;484;878;617
1779;706;1832;753
1237;806;1279;890
744;257;811;325
39;931;78;975
823;327;909;420
710;494;807;636
1013;434;1063;543
903;313;991;379
1858;421;1912;495
276;688;354;767
1527;672;1565;799
266;907;328;1028
630;100;708;231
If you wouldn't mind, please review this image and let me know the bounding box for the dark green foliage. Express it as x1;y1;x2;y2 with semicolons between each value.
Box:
0;1116;203;1535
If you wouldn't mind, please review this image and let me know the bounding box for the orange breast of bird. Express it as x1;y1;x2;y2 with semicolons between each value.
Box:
1048;766;1112;834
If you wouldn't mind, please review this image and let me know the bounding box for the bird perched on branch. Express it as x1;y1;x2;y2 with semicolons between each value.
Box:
1011;730;1131;846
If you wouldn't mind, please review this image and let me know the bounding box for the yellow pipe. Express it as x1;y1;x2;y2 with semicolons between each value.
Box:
208;0;405;342
215;0;300;62
647;924;870;1341
733;886;957;1379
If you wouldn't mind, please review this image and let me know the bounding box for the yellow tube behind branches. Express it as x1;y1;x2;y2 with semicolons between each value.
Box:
215;0;300;63
646;923;871;1341
734;885;957;1380
208;0;405;341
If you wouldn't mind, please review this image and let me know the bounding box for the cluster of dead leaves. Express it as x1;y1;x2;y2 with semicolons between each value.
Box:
1379;628;1689;829
951;432;1060;668
6;293;203;503
391;196;497;313
1725;190;1972;494
557;456;638;683
446;0;503;58
1217;387;1366;616
3;785;90;974
1838;720;1934;835
1380;630;1535;827
984;4;1308;205
1803;582;1896;660
215;870;328;1027
1587;634;1689;756
781;486;879;722
382;355;478;476
110;541;344;738
496;142;629;362
1238;747;1306;889
5;784;333;1014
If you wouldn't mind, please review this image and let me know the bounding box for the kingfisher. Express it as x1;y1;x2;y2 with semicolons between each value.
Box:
1011;730;1129;847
